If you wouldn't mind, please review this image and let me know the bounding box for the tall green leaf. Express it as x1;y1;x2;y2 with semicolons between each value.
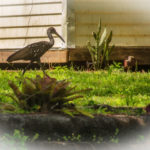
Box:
87;19;114;70
99;28;107;46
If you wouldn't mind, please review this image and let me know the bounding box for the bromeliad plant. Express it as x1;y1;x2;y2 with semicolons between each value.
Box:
87;20;115;70
7;74;93;117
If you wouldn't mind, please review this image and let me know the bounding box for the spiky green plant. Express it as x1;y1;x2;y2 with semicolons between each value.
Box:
6;74;93;117
87;20;115;70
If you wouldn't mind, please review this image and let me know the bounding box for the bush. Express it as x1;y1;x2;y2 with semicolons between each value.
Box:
87;20;114;70
7;74;93;117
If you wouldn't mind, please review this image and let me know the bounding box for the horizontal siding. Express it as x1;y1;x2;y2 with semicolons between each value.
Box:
76;36;150;47
0;26;62;38
0;38;63;49
75;0;150;13
0;3;62;17
76;25;150;36
0;0;62;5
0;0;63;51
0;15;62;27
76;14;150;25
74;0;150;47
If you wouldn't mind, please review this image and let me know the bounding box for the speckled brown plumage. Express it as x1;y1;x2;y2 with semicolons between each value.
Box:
7;27;65;75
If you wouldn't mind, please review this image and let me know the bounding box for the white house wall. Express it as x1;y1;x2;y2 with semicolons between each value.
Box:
0;0;63;50
74;0;150;47
1;0;150;51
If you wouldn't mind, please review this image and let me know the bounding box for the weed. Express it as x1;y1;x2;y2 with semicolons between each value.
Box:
110;128;119;144
87;19;114;70
108;62;124;75
63;133;81;142
0;68;150;114
0;129;39;150
7;73;93;117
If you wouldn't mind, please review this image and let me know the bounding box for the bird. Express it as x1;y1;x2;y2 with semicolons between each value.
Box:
124;56;136;71
7;27;65;75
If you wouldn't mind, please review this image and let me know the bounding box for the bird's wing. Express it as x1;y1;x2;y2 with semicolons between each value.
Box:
7;41;49;62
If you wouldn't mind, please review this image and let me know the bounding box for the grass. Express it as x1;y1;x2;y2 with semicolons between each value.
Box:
0;66;150;114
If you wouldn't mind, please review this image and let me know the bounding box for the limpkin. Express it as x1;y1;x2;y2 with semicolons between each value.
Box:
7;27;65;75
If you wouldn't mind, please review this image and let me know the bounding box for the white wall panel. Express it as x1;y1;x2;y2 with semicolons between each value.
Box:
0;4;62;16
74;0;150;47
0;0;62;5
0;38;63;49
0;0;63;50
0;15;62;27
0;26;62;38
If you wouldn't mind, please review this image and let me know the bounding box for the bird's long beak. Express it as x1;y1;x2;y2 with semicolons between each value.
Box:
55;32;65;43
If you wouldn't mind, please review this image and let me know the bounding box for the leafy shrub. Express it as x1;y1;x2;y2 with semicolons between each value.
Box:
108;62;124;75
87;20;114;70
0;129;39;150
7;74;92;117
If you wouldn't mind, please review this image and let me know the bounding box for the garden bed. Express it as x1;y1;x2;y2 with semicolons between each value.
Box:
1;68;150;149
0;113;149;142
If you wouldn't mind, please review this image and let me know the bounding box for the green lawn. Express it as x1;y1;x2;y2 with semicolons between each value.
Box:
0;66;150;112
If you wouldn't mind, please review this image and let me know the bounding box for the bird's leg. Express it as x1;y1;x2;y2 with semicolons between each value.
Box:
18;61;33;85
22;61;33;76
37;59;46;75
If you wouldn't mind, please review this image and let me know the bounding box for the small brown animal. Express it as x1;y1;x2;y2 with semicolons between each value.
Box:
124;56;136;71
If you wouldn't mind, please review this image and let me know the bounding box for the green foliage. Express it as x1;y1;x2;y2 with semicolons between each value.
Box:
0;129;39;150
0;102;16;112
1;68;150;114
63;133;81;142
87;20;114;70
108;62;124;75
7;74;93;117
110;128;119;144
